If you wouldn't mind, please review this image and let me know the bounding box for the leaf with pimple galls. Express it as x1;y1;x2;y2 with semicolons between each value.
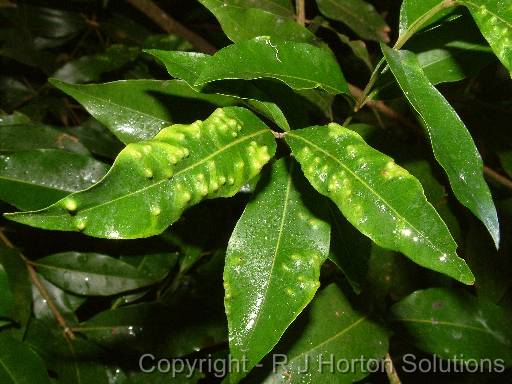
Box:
5;107;276;239
285;124;474;284
392;287;512;365
224;158;330;383
382;45;499;247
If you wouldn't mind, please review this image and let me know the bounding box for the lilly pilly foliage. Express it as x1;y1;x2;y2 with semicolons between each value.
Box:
0;0;511;383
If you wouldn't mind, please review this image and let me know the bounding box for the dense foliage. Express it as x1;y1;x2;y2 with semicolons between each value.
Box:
0;0;511;383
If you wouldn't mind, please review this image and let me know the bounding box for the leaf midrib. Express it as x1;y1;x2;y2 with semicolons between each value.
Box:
287;316;367;364
243;161;294;347
395;317;494;334
32;261;153;282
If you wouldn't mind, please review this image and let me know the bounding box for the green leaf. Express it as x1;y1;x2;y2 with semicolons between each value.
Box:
498;150;512;178
202;0;294;17
6;107;276;239
406;13;495;84
75;302;226;357
0;123;89;154
70;119;123;159
0;263;14;318
259;284;388;383
32;275;85;324
464;221;511;303
224;158;330;383
198;0;316;43
328;200;371;293
0;111;31;126
285;124;474;284
399;0;457;36
146;49;293;131
392;287;512;364
119;252;178;281
143;34;193;51
0;333;52;384
382;45;499;247
52;45;139;84
372;13;495;99
50;78;236;144
194;37;349;95
0;245;32;329
461;0;512;74
316;0;390;42
0;149;109;211
32;252;160;296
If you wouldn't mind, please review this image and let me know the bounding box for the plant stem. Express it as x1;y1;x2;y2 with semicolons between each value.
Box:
0;230;75;339
353;58;384;111
483;166;512;190
385;353;402;384
296;0;306;26
125;0;216;54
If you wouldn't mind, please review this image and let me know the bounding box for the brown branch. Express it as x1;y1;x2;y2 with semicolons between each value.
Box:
384;353;402;384
349;84;417;130
0;229;75;339
296;0;306;26
125;0;216;54
484;166;512;190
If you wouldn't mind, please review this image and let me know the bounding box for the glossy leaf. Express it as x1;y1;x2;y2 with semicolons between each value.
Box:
194;37;349;95
0;149;109;211
382;45;499;247
50;78;236;144
32;252;160;296
0;123;89;154
224;158;330;383
260;284;388;383
0;333;52;384
392;287;512;364
399;0;457;36
52;45;139;84
285;124;474;284
32;274;85;324
461;0;512;74
316;0;390;42
199;0;316;43
6;107;276;239
76;302;226;357
147;49;294;131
